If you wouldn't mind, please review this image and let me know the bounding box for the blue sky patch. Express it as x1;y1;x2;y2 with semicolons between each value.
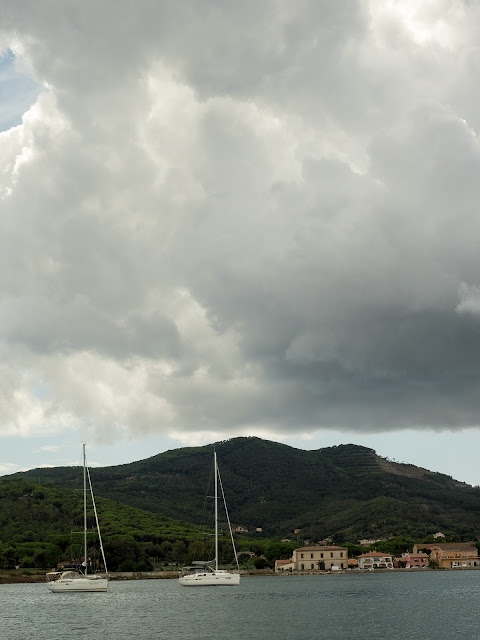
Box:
0;49;42;131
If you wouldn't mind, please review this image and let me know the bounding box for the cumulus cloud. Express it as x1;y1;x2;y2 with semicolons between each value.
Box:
1;0;480;446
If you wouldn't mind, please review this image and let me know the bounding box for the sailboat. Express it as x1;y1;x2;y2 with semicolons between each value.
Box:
179;450;240;586
46;443;109;592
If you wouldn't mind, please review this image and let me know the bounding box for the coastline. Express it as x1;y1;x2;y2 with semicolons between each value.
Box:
3;566;480;585
0;569;268;584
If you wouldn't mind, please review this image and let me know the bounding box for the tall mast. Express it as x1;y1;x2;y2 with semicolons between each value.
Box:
214;450;218;571
218;469;240;571
83;443;87;576
86;463;108;575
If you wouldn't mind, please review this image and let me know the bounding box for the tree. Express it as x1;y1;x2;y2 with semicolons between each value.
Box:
171;540;187;564
118;559;137;572
264;542;295;566
20;556;34;568
253;557;267;569
33;550;47;568
187;541;208;564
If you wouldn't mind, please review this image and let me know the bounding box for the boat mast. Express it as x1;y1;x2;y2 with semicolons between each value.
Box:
214;450;218;571
86;462;109;574
83;443;87;576
218;469;240;571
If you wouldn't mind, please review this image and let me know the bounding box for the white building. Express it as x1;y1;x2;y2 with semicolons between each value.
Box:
356;552;393;569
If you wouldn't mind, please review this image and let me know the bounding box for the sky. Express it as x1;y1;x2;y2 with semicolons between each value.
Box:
1;1;480;485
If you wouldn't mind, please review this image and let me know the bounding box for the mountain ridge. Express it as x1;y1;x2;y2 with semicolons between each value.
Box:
5;436;480;541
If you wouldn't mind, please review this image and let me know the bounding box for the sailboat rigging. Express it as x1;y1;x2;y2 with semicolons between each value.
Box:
46;443;109;592
179;450;240;586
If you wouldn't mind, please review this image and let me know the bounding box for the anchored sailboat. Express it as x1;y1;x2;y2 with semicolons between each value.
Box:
46;443;109;592
179;450;240;586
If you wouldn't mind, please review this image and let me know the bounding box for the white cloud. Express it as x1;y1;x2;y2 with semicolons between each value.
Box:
368;0;463;49
0;462;25;473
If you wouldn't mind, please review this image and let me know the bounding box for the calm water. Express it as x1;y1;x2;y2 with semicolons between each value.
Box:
1;572;480;639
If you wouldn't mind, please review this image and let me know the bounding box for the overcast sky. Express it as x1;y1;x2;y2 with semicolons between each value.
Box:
1;1;480;484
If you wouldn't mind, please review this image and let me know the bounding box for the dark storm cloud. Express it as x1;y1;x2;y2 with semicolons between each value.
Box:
1;0;480;440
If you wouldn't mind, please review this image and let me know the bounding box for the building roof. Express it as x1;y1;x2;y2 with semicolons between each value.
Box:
295;546;344;552
275;559;292;565
420;543;477;552
357;552;393;558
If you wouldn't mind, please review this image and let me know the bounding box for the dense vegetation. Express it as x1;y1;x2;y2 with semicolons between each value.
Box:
0;475;295;572
8;437;480;544
0;478;220;571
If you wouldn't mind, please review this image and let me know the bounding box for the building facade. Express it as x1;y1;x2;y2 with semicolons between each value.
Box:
275;559;295;572
356;552;393;569
413;542;480;569
292;546;347;571
394;553;429;568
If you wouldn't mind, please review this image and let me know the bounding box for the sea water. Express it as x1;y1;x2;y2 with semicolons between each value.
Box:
1;571;480;639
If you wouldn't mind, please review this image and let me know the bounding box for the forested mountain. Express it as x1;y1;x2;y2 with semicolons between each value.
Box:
6;437;480;542
0;478;212;571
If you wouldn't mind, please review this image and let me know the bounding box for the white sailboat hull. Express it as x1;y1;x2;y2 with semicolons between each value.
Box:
47;576;109;592
179;571;240;587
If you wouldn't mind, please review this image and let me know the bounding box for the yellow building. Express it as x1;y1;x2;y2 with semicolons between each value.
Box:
292;545;347;571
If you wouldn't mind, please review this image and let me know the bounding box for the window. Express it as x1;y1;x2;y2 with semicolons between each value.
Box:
311;564;314;569
320;553;323;558
301;554;304;559
310;554;313;559
330;553;333;558
340;552;343;558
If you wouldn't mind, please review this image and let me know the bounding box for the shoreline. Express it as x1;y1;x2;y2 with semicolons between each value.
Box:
2;566;480;585
0;570;268;584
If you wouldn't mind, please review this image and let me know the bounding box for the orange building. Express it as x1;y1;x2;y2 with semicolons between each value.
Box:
413;542;479;569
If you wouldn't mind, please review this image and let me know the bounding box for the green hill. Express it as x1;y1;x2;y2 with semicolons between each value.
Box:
0;478;211;571
6;437;480;542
